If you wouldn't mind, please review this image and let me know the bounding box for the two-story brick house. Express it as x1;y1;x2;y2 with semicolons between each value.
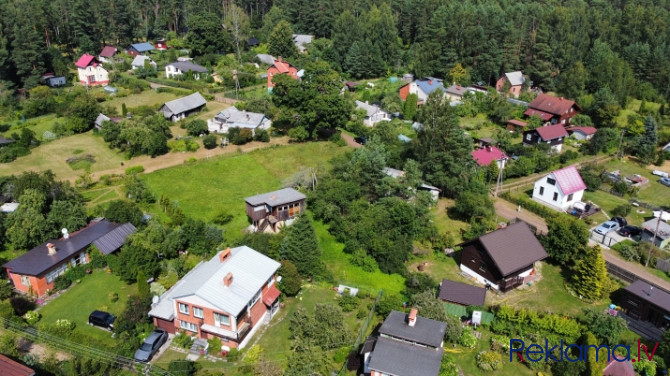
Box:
148;246;281;350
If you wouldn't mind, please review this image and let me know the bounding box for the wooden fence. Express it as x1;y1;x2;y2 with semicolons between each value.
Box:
214;95;237;104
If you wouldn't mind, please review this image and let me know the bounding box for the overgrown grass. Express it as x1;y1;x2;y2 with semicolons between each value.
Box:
104;90;181;113
6;114;60;140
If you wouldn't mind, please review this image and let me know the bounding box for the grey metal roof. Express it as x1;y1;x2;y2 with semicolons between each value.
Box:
130;43;155;52
149;246;280;320
379;311;446;348
0;137;14;145
214;107;269;129
256;54;276;65
131;55;154;67
473;221;548;276
95;113;110;127
367;337;443;376
624;280;670;313
504;71;525;86
445;84;468;96
166;61;207;73
383;167;405;179
642;218;670;240
161;92;207;118
245;188;306;207
355;100;386;118
93;223;137;255
292;34;313;52
3;219;130;276
438;279;486;306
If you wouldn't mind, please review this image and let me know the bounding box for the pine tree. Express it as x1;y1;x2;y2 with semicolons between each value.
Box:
570;245;607;301
343;41;364;78
268;20;299;59
637;115;658;164
279;215;321;277
403;93;418;120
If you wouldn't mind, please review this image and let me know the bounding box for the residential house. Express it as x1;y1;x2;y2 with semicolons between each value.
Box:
460;221;548;292
127;42;155;57
165;61;207;80
0;354;35;376
207;107;271;135
471;145;508;169
398;78;445;104
522;124;569;152
255;54;275;66
382;167;442;201
355;100;390;127
160;92;207;122
444;84;469;102
532;165;586;212
98;46;118;63
507;119;528;132
619;280;670;330
155;39;168;50
495;71;526;97
566;126;597;141
361;309;446;376
42;73;66;87
3;219;136;297
438;279;486;307
245;188;306;233
131;55;157;70
148;246;281;350
75;54;109;86
94;113;121;130
641;218;670;249
267;57;298;92
524;93;581;125
292;34;313;53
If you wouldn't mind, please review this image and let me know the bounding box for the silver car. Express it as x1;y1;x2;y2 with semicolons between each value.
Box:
594;220;620;235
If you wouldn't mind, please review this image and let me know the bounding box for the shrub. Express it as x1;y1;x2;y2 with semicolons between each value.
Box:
55;319;76;331
254;129;270;142
10;297;36;316
23;310;40;325
54;275;72;291
476;351;503;371
207;337;222;355
611;204;632;217
185;119;208;136
125;165;145;175
333;346;349;363
338;294;359;313
459;330;477;348
226;348;240;361
203;134;218;149
356;307;368;319
173;332;194;349
212;211;233;225
490;334;511;352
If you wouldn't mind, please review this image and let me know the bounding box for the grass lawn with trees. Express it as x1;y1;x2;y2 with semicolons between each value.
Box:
104;90;181;113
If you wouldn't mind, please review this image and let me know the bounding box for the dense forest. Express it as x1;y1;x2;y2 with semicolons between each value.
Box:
2;0;670;105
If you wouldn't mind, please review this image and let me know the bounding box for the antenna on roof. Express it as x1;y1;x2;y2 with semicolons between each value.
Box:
62;228;69;239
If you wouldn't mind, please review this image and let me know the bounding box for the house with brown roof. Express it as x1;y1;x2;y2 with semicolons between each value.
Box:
522;124;569;152
566;126;597;141
507;119;528;132
267;57;298;92
532;165;587;212
524;93;581;125
619;280;670;330
460;221;548;292
0;354;35;376
98;46;118;63
438;279;486;307
245;188;306;233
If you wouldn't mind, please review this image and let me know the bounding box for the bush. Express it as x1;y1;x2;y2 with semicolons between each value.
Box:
10;297;36;316
254;129;270;142
207;337;222;355
356;307;368;319
333;346;349;363
23;310;40;325
490;334;511;352
338;294;359;312
611;204;632;217
185;119;208;136
229;127;253;145
202;134;218;149
459;330;477;348
173;332;194;349
226;348;240;361
212;211;234;225
476;351;503;371
125;165;145;175
54;275;72;291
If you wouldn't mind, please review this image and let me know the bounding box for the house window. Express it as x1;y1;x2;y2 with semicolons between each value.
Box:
267;275;274;287
539;187;544;196
526;134;532;141
478;264;487;273
553;192;558;201
180;320;198;332
45;263;69;284
20;275;31;287
193;307;204;319
546;178;556;185
248;290;261;309
567;193;574;201
627;300;638;307
179;303;189;315
214;312;230;327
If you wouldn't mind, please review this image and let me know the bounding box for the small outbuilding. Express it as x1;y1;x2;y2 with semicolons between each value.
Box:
438;279;486;307
160;92;207;122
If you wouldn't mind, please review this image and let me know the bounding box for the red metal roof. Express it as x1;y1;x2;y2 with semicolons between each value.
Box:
75;53;96;68
507;119;528;127
528;93;581;116
262;285;281;306
566;126;597;135
535;124;568;140
523;108;553;121
271;58;296;74
551;165;587;195
99;46;117;57
471;146;508;166
0;354;35;376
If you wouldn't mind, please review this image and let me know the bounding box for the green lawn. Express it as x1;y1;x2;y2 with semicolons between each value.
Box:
6;114;60;140
431;198;469;244
37;271;136;347
104;90;181;113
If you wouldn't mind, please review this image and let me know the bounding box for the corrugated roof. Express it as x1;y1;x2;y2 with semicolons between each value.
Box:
355;100;385;118
75;54;96;68
642;218;670;240
415;79;446;96
445;84;468;96
131;55;154;67
367;337;443;376
471;146;507;166
474;221;548;276
161;92;207;118
535;124;568;140
0;354;35;376
149;246;280;319
256;54;275;65
99;46;117;58
528;93;580;116
379;311;446;348
523;108;554;120
383;167;406;179
130;42;155;52
95;113;111;127
166;61;207;73
262;285;280;306
438;279;486;306
214;107;269;129
3;219;131;276
624;280;670;313
504;71;525;86
245;188;305;207
270;59;296;74
550;165;587;196
93;223;137;255
508;119;528;127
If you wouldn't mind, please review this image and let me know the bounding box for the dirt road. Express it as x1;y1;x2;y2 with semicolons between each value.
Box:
340;133;362;148
494;198;549;234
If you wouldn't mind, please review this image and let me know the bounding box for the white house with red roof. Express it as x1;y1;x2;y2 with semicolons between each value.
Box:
267;57;298;92
75;54;109;86
566;126;597;141
471;145;508;169
98;46;118;63
532;165;586;212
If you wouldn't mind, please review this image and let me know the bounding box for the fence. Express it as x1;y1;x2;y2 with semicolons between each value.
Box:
590;230;619;247
337;289;383;376
214;95;237;104
657;258;670;273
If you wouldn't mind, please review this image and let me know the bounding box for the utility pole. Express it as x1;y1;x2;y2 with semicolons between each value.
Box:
646;210;664;267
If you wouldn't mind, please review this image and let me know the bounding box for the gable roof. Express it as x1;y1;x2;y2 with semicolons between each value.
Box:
534;124;569;141
3;219;131;276
378;310;446;348
270;58;296;74
93;223;137;255
603;359;635;376
292;34;313;52
129;42;155;52
445;84;468;96
256;54;276;65
471;146;507;166
149;246;280;319
367;337;443;376
642;218;670;240
99;46;118;58
0;136;15;145
355;100;386;117
0;354;35;376
214;107;268;129
504;71;525;86
75;54;97;68
438;279;486;306
383;167;406;179
131;55;154;67
550;165;587;195
161;92;207;117
624;280;670;313
469;221;548;276
566;126;597;136
245;188;306;207
166;61;207;73
508;119;528;128
523;108;554;121
528;93;581;116
415;79;445;96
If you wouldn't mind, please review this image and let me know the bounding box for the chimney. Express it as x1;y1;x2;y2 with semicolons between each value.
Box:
457;85;462;90
278;56;283;62
428;80;433;85
408;308;418;327
223;272;233;287
219;248;232;263
47;243;57;256
487;145;492;152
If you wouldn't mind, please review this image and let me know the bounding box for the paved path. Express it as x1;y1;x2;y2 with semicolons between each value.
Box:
340;133;362;148
494;198;548;234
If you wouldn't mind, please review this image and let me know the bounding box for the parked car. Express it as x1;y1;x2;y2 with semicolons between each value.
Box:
660;177;670;187
652;169;669;178
594;221;621;235
354;136;367;145
88;310;116;330
134;329;168;362
617;225;642;238
611;217;628;227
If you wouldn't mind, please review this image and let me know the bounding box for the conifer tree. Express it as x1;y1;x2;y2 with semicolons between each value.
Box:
570;245;608;301
268;20;298;59
279;215;321;277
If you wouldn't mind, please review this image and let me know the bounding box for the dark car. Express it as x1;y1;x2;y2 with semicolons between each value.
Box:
611;217;628;227
354;136;367;145
134;329;168;362
88;310;116;330
617;225;642;238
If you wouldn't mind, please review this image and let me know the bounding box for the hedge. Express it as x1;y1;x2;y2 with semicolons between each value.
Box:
499;191;560;220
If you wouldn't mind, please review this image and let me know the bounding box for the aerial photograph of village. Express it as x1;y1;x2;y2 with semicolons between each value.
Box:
0;0;670;375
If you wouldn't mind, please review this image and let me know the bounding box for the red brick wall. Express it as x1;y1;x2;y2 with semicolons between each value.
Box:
154;317;176;333
495;77;505;92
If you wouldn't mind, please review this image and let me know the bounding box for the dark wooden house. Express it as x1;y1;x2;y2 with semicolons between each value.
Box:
459;221;548;292
619;280;670;330
522;124;569;152
244;188;306;233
